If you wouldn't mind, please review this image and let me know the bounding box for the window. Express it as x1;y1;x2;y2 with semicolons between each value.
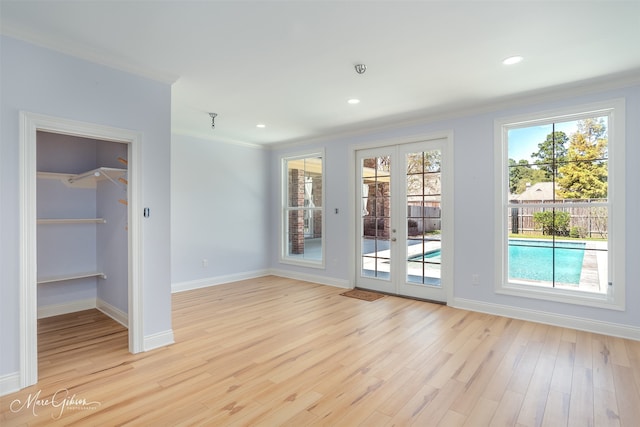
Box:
495;100;625;309
282;152;324;266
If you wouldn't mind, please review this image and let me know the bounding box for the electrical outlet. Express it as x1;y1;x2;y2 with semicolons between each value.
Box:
472;274;480;285
202;259;208;268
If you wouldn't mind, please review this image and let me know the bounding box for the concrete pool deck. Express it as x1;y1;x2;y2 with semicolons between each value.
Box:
361;237;441;281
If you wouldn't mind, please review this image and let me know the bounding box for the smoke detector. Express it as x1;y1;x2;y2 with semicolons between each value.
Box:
354;64;367;74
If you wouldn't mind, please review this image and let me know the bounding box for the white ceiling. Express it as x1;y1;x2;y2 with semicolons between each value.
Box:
2;1;639;146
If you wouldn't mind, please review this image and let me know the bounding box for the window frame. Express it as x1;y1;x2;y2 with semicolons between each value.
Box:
494;99;625;310
280;150;326;268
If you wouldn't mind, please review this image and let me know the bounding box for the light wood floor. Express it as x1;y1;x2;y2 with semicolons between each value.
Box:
2;276;640;426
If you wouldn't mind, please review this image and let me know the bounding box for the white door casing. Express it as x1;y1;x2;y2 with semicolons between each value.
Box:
352;134;453;303
18;112;144;388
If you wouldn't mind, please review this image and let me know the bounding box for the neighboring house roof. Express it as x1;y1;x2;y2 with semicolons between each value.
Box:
510;182;561;202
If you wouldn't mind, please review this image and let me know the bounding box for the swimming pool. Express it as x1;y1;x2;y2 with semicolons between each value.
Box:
509;239;585;284
408;239;586;284
407;250;441;263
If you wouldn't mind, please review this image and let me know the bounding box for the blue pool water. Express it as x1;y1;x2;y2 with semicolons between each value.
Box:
409;239;586;284
509;239;585;284
408;250;440;263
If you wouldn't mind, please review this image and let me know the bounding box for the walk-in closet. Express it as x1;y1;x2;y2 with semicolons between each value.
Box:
36;131;129;327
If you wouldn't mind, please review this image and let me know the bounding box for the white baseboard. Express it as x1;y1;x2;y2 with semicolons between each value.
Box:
144;329;175;351
451;297;640;341
0;372;21;397
96;299;128;328
37;298;96;319
37;298;129;329
171;269;271;293
172;269;351;294
268;268;351;289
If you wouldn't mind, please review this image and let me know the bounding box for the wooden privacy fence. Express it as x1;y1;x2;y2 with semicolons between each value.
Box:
363;205;441;238
509;199;607;238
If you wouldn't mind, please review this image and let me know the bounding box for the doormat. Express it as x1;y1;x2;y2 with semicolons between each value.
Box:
340;289;385;302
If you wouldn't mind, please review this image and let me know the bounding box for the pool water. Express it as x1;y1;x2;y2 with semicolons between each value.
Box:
509;239;585;284
408;250;440;263
408;239;586;284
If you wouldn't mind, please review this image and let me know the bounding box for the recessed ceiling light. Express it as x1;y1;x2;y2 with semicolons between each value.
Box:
502;56;524;65
256;124;266;128
347;98;360;105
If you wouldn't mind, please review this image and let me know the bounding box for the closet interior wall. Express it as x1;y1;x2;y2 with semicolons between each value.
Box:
36;131;129;321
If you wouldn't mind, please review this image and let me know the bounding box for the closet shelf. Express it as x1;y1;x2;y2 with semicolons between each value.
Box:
38;167;127;188
68;167;126;184
37;272;107;285
37;218;107;225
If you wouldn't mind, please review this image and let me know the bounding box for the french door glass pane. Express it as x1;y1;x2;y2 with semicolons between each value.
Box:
406;150;441;286
361;156;391;279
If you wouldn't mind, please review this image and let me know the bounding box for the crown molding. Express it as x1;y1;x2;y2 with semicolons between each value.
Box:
1;27;179;85
171;128;266;149
268;71;640;151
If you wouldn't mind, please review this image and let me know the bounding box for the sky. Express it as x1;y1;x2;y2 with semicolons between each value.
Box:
508;120;580;164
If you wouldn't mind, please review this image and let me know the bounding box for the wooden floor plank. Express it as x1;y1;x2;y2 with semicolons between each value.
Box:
593;387;621;427
489;389;524;427
567;366;594;427
515;355;554;427
541;390;570;427
437;409;467;427
1;276;638;426
463;397;499;427
611;364;640;427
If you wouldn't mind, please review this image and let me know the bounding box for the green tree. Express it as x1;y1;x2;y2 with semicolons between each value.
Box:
407;151;441;196
509;159;548;194
530;131;568;179
557;118;608;199
533;210;570;235
508;159;527;194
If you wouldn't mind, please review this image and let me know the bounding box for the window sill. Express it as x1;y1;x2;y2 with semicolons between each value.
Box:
279;257;326;269
496;282;624;311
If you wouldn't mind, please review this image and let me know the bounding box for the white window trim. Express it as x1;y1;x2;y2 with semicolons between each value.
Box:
494;99;625;310
280;149;326;268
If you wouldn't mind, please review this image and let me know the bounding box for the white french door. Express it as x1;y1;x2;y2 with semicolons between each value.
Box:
356;139;449;302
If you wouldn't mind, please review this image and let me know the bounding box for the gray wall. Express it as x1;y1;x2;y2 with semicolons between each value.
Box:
171;134;270;286
0;36;172;378
96;141;129;314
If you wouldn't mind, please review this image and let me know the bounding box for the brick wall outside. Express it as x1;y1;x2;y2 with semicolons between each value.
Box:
312;176;322;238
288;168;305;254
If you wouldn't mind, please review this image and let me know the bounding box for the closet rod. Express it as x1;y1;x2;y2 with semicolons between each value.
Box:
67;167;125;188
68;170;100;184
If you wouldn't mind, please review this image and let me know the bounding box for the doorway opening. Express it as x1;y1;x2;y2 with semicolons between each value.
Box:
19;112;143;389
353;136;453;303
